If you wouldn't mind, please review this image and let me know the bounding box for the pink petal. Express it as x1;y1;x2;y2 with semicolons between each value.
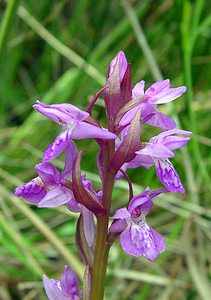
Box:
161;136;190;151
38;187;71;207
108;51;128;81
112;208;131;219
109;219;127;233
145;80;186;104
145;80;170;98
60;266;80;298
62;141;77;178
132;80;145;99
14;177;46;204
120;223;165;260
123;155;154;171
36;162;61;187
81;206;95;247
154;158;185;194
119;105;140;127
33;100;89;125
71;122;116;140
136;143;175;158
43;275;64;300
145;109;176;131
149;86;187;104
43;131;70;161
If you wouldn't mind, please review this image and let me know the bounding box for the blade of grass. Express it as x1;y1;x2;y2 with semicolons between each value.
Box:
0;211;44;278
0;0;21;58
121;0;162;81
183;220;211;300
110;269;186;287
181;0;210;185
0;0;21;116
17;5;105;85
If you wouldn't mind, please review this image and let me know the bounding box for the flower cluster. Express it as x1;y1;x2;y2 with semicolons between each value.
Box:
14;51;191;299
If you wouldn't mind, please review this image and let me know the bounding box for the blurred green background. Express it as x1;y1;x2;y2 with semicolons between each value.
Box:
0;0;211;299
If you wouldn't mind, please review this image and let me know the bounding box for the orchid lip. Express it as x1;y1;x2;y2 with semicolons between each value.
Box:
132;214;146;226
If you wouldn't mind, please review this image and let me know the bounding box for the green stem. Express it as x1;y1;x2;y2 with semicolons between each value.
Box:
0;0;21;58
90;141;115;300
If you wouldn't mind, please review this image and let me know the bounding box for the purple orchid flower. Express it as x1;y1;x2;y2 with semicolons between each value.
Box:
14;143;76;208
33;101;116;161
110;187;166;261
14;142;96;247
43;265;81;300
121;129;192;194
119;79;186;130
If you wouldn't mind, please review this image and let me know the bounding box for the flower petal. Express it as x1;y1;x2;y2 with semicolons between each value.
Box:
152;129;192;141
81;206;95;247
136;143;175;158
109;219;127;233
150;129;192;151
33;101;89;125
43;131;70;161
14;177;46;204
119;105;140;127
36;162;61;187
43;275;64;300
62;141;77;178
112;208;131;219
149;86;187;104
145;108;176;131
71;122;116;140
154;158;185;194
128;189;152;216
145;80;170;98
60;266;80;298
38;187;71;207
132;80;145;99
108;51;128;82
126;154;154;170
120;223;165;260
161;136;190;151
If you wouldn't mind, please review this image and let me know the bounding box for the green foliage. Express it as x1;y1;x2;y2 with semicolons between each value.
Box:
0;0;211;299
